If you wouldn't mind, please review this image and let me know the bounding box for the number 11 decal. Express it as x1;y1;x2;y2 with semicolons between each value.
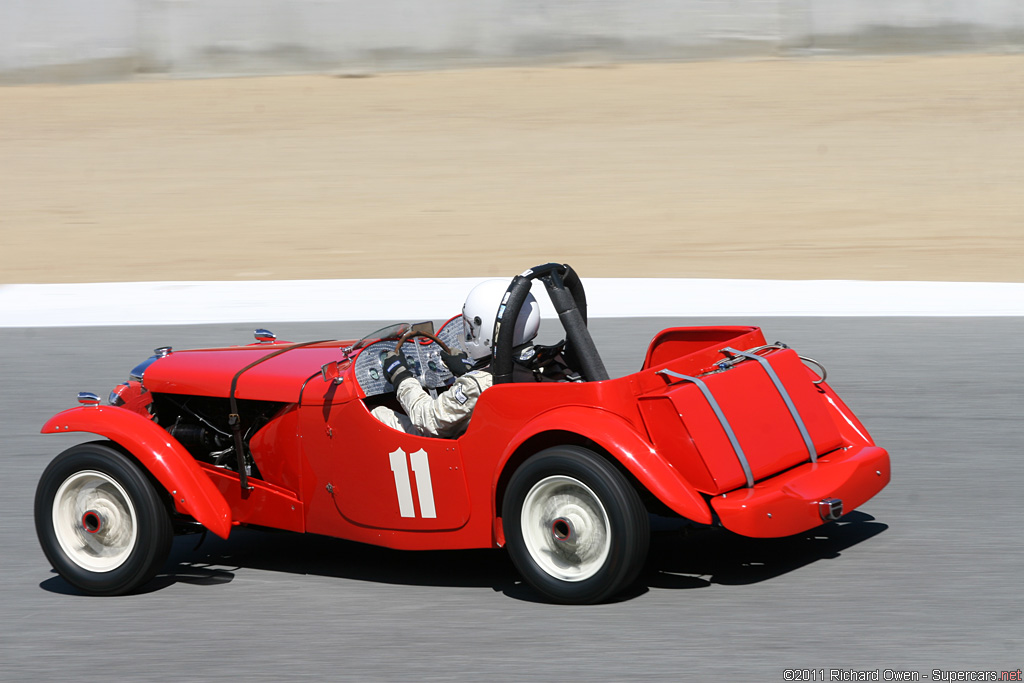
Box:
388;448;436;518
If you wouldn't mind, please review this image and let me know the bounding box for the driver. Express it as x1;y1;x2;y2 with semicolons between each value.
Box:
371;280;540;438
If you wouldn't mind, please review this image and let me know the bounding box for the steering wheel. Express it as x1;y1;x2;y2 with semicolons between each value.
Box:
394;329;452;356
387;330;454;389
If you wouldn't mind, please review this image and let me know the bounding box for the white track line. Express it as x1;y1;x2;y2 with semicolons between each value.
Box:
1;278;1023;327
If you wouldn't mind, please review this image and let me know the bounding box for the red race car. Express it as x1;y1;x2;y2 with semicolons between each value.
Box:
35;263;890;603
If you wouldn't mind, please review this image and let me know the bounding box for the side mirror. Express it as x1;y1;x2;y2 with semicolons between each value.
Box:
321;360;347;384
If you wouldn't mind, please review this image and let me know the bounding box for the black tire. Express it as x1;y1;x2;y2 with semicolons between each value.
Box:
34;442;173;596
502;445;650;604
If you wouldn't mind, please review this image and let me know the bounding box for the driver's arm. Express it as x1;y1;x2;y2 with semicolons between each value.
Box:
391;374;487;438
380;350;493;438
394;371;492;438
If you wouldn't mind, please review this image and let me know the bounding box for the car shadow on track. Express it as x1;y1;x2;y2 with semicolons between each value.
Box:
39;511;887;602
645;510;889;590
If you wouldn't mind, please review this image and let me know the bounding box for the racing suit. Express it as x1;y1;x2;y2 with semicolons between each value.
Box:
371;369;493;438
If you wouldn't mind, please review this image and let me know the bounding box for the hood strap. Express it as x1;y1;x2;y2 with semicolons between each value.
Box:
228;339;332;495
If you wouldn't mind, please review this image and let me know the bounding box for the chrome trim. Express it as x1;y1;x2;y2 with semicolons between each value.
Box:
819;498;843;521
128;347;172;383
108;384;128;406
657;369;754;488
77;391;101;406
798;354;828;385
321;361;345;385
715;343;788;370
254;329;277;343
721;347;817;464
128;358;157;383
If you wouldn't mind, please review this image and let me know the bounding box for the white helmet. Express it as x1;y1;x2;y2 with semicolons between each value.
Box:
461;279;540;360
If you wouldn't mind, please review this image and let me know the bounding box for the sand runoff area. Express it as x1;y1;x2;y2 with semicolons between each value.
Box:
1;54;1022;285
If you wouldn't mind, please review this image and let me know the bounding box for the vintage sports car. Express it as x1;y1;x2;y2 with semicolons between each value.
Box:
35;263;890;603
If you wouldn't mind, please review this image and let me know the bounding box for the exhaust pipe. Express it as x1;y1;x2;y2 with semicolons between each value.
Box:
819;498;843;521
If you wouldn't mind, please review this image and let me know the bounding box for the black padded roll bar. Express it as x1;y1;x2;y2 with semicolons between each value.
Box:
492;263;609;384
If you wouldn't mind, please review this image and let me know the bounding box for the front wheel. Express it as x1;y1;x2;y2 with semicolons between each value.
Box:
35;442;172;595
502;446;650;604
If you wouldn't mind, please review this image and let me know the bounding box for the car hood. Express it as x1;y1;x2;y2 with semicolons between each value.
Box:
142;342;350;402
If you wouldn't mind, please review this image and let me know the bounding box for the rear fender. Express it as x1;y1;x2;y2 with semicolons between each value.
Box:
816;380;876;447
41;406;233;539
498;406;712;525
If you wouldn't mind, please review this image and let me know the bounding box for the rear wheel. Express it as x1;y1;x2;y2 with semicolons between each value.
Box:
35;442;172;595
503;445;649;604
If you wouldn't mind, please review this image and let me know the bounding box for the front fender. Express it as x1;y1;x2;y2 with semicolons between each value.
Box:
498;406;712;525
42;406;233;539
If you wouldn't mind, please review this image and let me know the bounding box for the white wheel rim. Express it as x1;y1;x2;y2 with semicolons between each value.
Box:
520;475;611;582
52;470;138;573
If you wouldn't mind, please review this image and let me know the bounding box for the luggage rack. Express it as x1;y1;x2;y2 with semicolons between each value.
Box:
657;344;829;488
714;343;828;385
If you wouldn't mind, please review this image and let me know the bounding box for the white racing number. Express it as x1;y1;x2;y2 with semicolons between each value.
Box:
388;448;437;518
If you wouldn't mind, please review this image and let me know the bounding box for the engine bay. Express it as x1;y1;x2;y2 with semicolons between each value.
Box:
150;393;285;478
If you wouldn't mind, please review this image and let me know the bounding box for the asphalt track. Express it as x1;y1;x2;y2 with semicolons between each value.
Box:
2;317;1021;682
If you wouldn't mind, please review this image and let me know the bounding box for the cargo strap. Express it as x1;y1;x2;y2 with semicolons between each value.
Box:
721;347;817;464
656;369;755;488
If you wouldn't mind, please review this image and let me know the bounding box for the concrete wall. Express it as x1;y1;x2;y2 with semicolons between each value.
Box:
2;0;1023;83
0;0;139;82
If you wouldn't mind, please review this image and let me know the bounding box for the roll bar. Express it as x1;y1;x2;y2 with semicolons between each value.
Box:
491;263;609;385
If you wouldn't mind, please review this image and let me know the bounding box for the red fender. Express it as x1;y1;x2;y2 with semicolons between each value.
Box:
41;406;233;539
816;380;876;447
498;406;712;525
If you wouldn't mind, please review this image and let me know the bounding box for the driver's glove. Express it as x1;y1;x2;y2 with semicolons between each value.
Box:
440;349;472;377
381;351;414;387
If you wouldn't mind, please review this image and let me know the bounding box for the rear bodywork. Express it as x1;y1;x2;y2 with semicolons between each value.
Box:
43;320;890;548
